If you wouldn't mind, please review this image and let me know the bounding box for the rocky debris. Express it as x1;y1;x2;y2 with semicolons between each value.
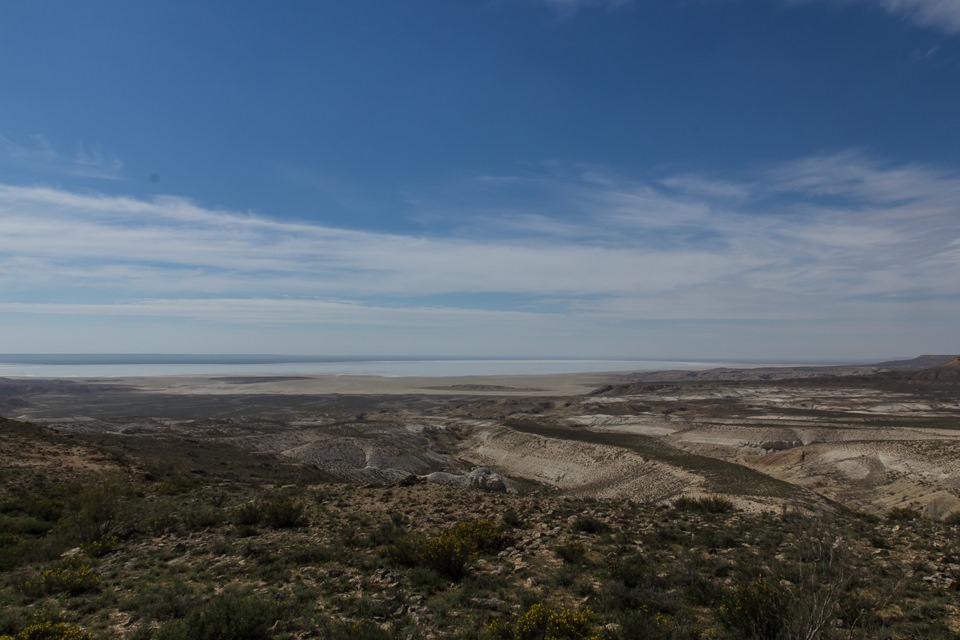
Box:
419;467;509;492
754;439;804;452
466;467;507;492
370;568;400;588
922;570;959;590
469;597;506;610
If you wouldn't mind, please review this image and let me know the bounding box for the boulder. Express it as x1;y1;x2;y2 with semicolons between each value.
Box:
466;467;507;492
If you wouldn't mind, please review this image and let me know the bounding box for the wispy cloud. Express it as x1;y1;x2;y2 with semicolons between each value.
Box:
539;0;630;16
0;135;123;180
909;43;941;60
540;0;960;34
0;298;557;327
0;150;957;354
878;0;960;33
795;0;960;34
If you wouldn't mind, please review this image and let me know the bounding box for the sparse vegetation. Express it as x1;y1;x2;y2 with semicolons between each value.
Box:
153;589;277;640
232;494;307;529
17;556;101;597
886;506;922;521
488;602;598;640
0;621;94;640
718;573;788;640
416;519;504;579
571;514;609;534
2;409;959;640
672;494;736;514
554;539;586;564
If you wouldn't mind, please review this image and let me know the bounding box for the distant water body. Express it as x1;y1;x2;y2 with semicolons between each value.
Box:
0;355;822;378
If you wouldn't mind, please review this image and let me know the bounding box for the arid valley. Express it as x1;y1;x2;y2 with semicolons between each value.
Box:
2;356;960;639
7;355;960;518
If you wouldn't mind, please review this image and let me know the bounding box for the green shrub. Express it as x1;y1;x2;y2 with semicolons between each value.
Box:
368;519;402;545
154;473;201;496
126;579;198;621
718;573;789;640
886;506;921;521
0;606;28;636
260;496;307;528
555;540;587;564
502;507;524;528
572;515;609;534
232;496;307;529
182;506;224;531
287;541;334;565
154;590;277;640
62;474;131;544
607;553;650;589
232;501;262;526
318;619;391;640
0;533;24;548
0;534;67;573
612;608;678;640
386;534;421;567
0;516;54;537
672;495;736;514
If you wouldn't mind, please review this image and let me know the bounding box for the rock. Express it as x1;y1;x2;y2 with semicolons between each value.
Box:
467;467;507;492
371;568;400;587
470;597;506;609
422;472;466;487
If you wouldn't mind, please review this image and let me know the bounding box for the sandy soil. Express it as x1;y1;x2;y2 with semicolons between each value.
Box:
455;418;702;501
107;372;627;396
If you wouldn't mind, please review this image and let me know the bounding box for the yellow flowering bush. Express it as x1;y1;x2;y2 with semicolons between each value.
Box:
81;534;118;558
0;533;25;548
1;621;93;640
488;602;599;640
417;527;478;579
452;519;502;550
416;518;502;579
18;557;101;597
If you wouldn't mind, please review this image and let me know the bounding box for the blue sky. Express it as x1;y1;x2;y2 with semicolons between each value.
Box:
1;0;958;360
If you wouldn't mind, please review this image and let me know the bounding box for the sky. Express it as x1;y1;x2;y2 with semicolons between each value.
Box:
0;0;958;361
